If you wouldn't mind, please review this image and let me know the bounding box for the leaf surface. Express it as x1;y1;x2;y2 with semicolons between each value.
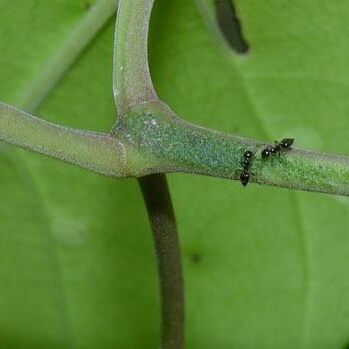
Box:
1;0;349;348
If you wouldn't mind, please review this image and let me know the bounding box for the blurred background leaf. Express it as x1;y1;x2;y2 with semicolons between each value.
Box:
1;0;349;348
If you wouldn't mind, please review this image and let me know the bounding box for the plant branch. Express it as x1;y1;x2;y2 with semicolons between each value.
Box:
139;175;184;349
115;102;349;196
0;101;133;176
17;0;118;111
1;0;348;199
113;1;185;348
113;0;158;115
0;0;143;178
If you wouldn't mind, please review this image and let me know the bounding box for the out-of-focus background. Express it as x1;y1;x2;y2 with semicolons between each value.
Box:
1;0;349;348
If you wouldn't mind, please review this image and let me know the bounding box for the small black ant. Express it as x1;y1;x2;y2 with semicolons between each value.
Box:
240;170;250;187
239;150;254;187
261;146;274;159
275;138;294;152
261;138;294;159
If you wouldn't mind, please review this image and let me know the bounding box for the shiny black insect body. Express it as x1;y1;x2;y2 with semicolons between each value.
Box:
261;146;276;159
276;138;294;151
239;150;254;187
261;138;294;159
240;170;250;187
240;150;253;169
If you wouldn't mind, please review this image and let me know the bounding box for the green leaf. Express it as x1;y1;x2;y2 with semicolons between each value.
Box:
1;0;349;348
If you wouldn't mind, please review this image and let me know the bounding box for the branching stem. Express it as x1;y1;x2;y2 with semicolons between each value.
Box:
118;103;349;196
114;1;185;348
0;0;349;196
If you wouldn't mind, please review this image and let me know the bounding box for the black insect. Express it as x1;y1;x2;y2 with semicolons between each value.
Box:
261;145;276;159
240;170;250;187
261;138;294;159
239;150;254;187
240;150;253;168
276;138;294;151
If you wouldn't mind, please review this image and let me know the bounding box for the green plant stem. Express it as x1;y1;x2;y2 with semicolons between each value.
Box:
113;1;185;348
17;0;118;111
114;102;349;196
1;0;349;198
0;0;139;177
0;101;132;176
113;0;158;115
139;174;184;349
3;97;349;196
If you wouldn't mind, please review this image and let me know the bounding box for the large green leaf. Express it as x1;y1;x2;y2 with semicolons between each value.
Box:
1;0;349;348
